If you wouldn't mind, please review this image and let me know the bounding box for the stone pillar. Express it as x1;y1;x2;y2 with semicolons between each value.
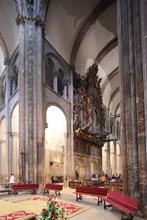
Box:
53;75;57;92
63;83;68;99
18;21;25;183
110;142;116;176
113;142;117;175
68;67;75;182
99;148;102;174
64;132;70;187
141;1;147;217
5;62;10;178
102;143;111;176
102;144;107;174
118;0;147;216
17;16;44;184
0;80;4;107
36;24;44;184
116;144;121;175
85;157;91;179
63;67;74;187
106;143;111;176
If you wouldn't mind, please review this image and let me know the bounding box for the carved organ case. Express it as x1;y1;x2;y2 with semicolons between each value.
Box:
73;64;105;178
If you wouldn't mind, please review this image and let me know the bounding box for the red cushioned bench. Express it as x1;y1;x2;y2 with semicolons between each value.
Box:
43;184;63;196
75;186;108;205
11;184;39;195
103;191;140;219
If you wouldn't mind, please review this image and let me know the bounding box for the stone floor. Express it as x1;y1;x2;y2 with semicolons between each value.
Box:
0;187;145;220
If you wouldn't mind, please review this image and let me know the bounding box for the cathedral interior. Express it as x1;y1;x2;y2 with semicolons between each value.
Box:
0;0;147;218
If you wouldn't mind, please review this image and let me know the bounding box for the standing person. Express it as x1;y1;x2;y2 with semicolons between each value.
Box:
9;173;15;184
101;174;106;185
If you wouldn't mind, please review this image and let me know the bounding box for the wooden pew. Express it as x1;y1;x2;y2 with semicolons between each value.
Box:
75;186;108;205
43;184;63;196
104;182;123;191
103;191;140;219
11;184;39;195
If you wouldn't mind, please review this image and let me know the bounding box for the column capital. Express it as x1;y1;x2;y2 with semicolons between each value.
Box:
16;13;44;28
16;14;25;25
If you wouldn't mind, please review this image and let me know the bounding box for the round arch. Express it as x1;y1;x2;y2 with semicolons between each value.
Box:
44;105;67;184
45;102;68;129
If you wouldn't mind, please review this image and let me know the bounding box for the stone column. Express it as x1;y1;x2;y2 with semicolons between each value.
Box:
67;67;75;182
18;21;25;183
63;66;74;187
102;143;111;176
53;75;57;92
102;144;107;174
5;62;10;178
99;148;102;174
0;80;4;107
85;157;91;179
116;144;121;175
17;16;44;184
64;132;70;187
36;24;44;184
110;142;115;176
113;142;117;175
118;0;147;216
140;1;147;217
106;143;111;176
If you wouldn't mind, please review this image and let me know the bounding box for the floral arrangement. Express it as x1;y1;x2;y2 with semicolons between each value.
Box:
38;194;67;220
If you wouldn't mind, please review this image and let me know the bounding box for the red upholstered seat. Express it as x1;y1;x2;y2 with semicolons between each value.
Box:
44;184;63;190
43;184;63;196
11;184;39;195
105;191;140;212
103;191;140;219
76;186;108;195
75;186;108;205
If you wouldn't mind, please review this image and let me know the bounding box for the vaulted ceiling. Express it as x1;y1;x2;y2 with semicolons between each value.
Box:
0;0;120;116
45;0;120;116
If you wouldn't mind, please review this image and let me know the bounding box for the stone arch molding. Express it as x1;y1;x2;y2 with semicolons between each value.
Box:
45;102;68;125
0;33;9;65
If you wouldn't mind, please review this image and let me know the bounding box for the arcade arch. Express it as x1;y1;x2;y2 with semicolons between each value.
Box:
45;105;67;184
